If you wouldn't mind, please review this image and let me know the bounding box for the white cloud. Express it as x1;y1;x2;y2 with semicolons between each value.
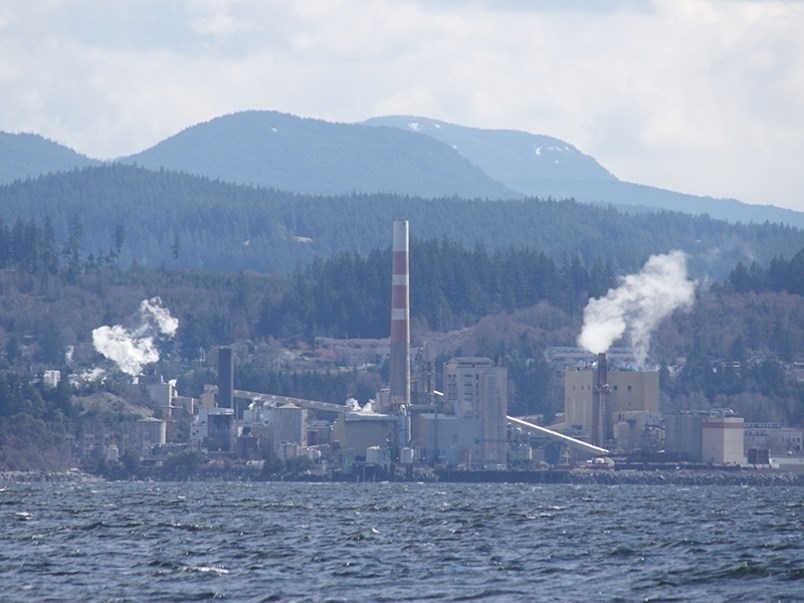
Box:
0;0;802;211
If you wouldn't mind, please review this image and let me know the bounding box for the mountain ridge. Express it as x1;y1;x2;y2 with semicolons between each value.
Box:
118;110;517;200
1;111;802;228
363;115;804;228
0;132;100;184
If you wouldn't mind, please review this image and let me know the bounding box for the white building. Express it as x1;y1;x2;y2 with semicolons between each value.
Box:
273;403;307;452
136;417;166;457
443;357;508;467
43;370;61;389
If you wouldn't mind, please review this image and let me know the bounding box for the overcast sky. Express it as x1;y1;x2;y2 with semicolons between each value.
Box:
2;0;803;212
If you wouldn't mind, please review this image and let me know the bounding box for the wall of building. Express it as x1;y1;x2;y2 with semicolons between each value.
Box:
332;413;396;456
412;413;483;466
564;369;659;441
664;413;705;461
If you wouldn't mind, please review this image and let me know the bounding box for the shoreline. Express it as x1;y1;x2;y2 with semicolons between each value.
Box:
2;467;803;486
0;469;101;483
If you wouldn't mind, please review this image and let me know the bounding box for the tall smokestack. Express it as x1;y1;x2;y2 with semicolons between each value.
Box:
218;347;233;409
389;220;410;409
592;352;610;446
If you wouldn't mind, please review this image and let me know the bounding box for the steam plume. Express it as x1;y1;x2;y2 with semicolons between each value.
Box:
92;297;179;376
577;251;695;366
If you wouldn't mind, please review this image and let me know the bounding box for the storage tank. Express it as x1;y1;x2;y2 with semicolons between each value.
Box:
400;447;415;465
366;446;383;466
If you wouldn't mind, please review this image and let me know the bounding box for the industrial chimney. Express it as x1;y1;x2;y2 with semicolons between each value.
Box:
218;347;234;409
389;220;411;410
592;352;610;447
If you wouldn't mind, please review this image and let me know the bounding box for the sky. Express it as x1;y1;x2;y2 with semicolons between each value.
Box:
1;0;803;213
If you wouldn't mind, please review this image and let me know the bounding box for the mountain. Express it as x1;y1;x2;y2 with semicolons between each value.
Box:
2;112;802;228
118;111;516;199
363;115;616;186
364;116;804;229
0;132;100;184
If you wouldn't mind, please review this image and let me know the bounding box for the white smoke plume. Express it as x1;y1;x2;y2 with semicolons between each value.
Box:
577;251;696;366
92;297;179;376
140;297;179;336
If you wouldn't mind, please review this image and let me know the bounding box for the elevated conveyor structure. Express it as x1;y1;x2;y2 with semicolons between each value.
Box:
234;390;349;414
507;415;610;456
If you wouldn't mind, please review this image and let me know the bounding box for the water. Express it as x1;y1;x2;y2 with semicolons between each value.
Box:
1;480;803;602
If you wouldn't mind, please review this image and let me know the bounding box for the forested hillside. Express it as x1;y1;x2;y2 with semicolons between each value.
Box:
1;164;802;278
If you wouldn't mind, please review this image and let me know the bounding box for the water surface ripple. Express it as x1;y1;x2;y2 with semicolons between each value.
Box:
1;481;802;601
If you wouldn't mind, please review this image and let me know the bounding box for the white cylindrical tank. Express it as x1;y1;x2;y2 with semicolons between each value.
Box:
365;446;382;466
614;420;633;452
105;444;119;463
400;447;415;465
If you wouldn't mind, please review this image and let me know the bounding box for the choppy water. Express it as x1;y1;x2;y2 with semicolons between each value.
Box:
1;480;803;602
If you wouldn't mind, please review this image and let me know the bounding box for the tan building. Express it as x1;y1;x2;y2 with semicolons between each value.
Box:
702;416;744;464
564;368;659;444
443;357;508;466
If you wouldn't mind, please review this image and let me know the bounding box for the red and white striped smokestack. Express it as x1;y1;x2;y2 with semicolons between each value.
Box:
389;220;410;408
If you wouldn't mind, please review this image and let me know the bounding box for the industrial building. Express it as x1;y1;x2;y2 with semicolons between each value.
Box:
702;415;744;465
744;423;804;456
665;409;746;464
168;220;766;477
563;355;659;448
442;357;508;466
191;407;236;453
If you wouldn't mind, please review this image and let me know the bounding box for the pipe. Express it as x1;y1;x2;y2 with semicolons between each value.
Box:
507;415;610;456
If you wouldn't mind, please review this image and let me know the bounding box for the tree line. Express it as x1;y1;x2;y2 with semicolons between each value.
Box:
2;163;803;277
256;239;617;341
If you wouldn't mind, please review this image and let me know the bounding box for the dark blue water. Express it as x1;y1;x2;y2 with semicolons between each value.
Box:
1;480;802;602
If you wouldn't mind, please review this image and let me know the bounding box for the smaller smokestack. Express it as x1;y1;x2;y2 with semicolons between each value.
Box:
218;347;233;409
592;352;610;446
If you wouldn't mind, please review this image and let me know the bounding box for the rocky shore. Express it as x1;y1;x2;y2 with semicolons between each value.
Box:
2;467;802;487
568;468;804;486
0;470;100;483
